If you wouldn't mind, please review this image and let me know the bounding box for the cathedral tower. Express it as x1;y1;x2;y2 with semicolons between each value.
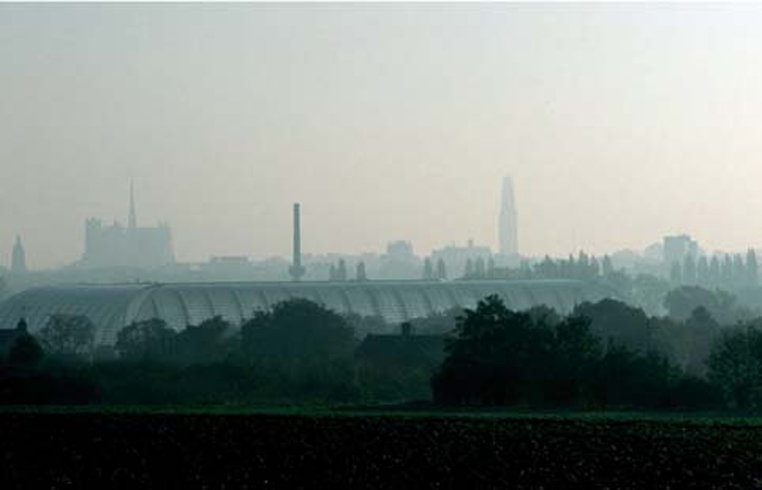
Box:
11;235;27;274
499;176;519;256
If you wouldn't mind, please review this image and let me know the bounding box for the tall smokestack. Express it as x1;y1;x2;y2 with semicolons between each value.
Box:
289;203;306;281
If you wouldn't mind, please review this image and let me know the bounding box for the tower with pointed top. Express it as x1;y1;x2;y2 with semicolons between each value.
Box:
81;183;175;269
11;235;27;275
128;181;137;230
499;176;519;256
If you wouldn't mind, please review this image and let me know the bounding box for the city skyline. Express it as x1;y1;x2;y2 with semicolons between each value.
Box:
5;4;762;267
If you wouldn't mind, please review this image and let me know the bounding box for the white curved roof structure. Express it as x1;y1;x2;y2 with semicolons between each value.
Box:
0;280;618;346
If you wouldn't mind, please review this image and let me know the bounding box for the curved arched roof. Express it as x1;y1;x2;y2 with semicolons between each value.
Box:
0;280;618;346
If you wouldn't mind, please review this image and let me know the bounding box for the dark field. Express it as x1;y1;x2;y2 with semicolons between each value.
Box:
1;409;762;489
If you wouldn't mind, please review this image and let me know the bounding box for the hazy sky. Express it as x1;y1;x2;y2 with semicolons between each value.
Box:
4;3;762;269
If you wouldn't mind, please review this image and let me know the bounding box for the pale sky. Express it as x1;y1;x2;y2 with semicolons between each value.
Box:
3;3;762;269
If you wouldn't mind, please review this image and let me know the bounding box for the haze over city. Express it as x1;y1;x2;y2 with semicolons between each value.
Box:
8;4;762;487
4;3;762;268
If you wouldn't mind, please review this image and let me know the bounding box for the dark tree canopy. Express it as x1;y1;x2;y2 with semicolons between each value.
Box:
8;332;44;366
432;295;601;406
38;314;95;358
115;318;177;361
707;322;762;409
174;316;234;365
664;286;747;325
241;298;355;361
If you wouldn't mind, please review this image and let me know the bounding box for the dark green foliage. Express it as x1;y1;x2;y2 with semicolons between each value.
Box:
8;332;44;367
433;295;720;410
0;356;100;405
115;318;177;361
707;323;762;409
664;286;749;325
38;314;95;358
432;295;601;406
574;299;655;354
173;316;235;366
241;298;355;361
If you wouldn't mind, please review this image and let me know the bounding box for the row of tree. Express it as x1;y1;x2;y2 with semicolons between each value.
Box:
670;250;759;290
432;293;762;409
6;286;762;409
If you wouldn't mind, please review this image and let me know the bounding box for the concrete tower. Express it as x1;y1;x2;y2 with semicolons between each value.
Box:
128;181;137;230
289;203;306;281
11;235;27;274
499;176;519;256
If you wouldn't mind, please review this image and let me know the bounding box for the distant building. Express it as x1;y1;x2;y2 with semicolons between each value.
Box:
354;322;447;371
663;234;698;268
499;176;519;256
377;240;421;280
80;184;175;269
431;240;492;279
10;235;27;275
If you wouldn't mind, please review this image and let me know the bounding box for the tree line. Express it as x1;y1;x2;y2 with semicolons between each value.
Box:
4;287;762;409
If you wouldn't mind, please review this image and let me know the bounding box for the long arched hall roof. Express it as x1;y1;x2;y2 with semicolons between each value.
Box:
0;280;618;346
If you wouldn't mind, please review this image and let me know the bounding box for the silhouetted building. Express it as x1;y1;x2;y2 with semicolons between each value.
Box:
11;235;27;275
431;240;491;279
378;240;420;279
355;322;446;371
289;203;306;281
81;185;174;269
499;176;519;256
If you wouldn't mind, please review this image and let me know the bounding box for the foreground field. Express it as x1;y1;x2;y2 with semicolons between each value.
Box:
1;409;761;488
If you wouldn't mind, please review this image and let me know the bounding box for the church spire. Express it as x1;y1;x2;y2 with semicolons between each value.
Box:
11;234;27;274
128;181;137;229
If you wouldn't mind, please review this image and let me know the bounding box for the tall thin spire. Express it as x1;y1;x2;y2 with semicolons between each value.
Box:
11;234;27;274
499;176;519;256
128;181;137;229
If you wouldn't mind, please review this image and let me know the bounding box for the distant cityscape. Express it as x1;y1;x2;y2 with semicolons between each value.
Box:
2;176;760;301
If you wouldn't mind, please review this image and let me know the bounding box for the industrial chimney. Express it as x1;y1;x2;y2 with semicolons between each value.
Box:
289;203;306;281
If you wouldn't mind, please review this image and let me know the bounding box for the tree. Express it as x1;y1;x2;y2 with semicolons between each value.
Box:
241;298;355;361
356;261;367;281
573;299;654;354
174;316;234;365
670;261;683;286
683;306;720;376
708;323;762;409
697;256;710;287
8;332;44;366
733;254;745;288
601;255;614;277
38;314;95;358
422;258;434;280
463;259;474;279
683;254;697;285
432;295;601;406
747;249;759;287
436;259;447;280
336;259;348;281
664;286;745;325
722;254;734;288
115;318;177;361
474;257;486;279
709;256;721;287
433;294;536;404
